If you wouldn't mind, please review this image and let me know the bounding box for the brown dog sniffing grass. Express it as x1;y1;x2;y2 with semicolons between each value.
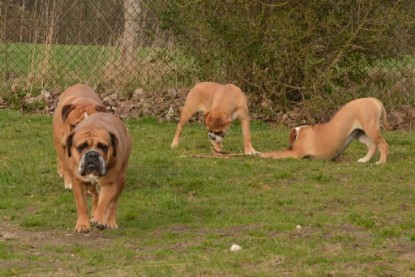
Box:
171;82;259;155
260;98;391;164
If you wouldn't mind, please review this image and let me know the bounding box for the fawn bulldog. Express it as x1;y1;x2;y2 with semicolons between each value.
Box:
53;84;106;189
260;97;391;164
65;112;132;233
171;82;258;154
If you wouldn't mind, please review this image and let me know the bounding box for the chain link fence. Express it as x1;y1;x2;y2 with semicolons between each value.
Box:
1;0;415;119
0;0;197;96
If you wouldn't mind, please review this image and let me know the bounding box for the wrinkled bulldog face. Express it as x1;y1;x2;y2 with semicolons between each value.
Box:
204;111;231;143
66;129;118;178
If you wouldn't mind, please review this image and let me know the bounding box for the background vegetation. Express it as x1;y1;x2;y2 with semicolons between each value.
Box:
1;0;415;116
150;0;415;111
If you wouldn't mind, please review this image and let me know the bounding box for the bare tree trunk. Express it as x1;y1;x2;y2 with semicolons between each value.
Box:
121;0;141;70
39;0;63;84
1;0;10;80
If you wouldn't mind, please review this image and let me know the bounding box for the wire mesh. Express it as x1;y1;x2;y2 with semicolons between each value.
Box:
0;0;196;95
1;0;415;112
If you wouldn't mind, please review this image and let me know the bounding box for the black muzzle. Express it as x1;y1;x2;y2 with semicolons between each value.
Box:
79;150;106;176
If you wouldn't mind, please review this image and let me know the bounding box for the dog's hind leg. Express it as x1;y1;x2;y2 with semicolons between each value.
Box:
375;136;389;164
356;133;377;163
362;129;389;164
56;144;73;189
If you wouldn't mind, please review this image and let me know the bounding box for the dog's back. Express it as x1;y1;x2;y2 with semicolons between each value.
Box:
58;84;101;106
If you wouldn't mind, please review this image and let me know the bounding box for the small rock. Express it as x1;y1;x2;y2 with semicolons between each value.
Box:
132;88;143;99
165;105;175;121
230;244;242;252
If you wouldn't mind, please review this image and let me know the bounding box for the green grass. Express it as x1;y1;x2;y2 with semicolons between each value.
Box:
1;43;170;75
1;43;110;80
0;109;414;276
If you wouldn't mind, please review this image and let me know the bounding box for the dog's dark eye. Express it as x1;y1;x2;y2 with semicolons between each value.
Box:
76;142;89;153
97;143;108;153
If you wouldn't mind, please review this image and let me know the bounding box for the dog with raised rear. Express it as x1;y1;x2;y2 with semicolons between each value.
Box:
260;97;391;164
171;82;258;155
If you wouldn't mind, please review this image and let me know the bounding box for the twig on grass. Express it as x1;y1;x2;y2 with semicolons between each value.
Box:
180;153;247;159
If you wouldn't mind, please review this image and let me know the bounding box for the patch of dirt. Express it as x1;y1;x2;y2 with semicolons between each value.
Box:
0;219;112;248
11;88;415;130
0;219;125;274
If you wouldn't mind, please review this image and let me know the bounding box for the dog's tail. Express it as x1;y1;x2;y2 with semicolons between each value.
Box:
380;102;393;131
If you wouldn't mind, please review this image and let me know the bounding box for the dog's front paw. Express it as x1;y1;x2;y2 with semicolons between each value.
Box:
64;183;73;190
90;217;108;230
245;150;261;156
171;141;178;149
95;223;107;230
63;175;73;189
106;220;118;230
357;158;369;163
75;219;91;233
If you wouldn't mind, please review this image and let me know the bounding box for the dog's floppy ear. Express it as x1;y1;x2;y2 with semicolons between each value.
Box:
61;104;75;123
66;132;75;157
95;105;107;113
288;128;297;149
109;132;118;157
219;115;231;126
203;111;211;126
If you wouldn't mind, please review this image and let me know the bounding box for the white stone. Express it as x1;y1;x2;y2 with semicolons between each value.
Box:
230;244;242;252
